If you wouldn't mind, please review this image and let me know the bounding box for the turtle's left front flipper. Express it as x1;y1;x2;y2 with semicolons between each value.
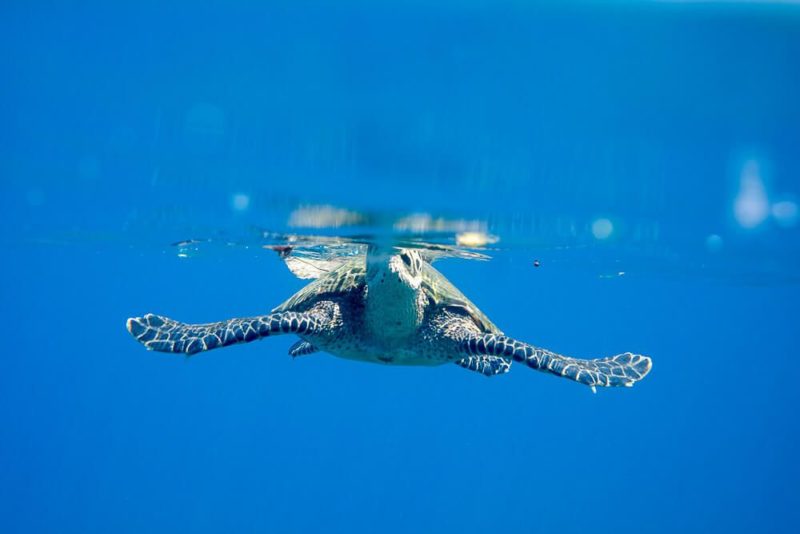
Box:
127;304;335;356
459;334;651;390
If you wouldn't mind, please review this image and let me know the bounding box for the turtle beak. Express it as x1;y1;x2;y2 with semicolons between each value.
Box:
393;257;421;289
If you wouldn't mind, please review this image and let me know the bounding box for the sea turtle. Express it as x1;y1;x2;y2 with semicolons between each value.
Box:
126;246;652;390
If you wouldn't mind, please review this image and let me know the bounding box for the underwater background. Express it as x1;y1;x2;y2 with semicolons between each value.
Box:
2;1;799;533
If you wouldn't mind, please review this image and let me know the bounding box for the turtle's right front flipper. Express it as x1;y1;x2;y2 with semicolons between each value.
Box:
126;303;335;355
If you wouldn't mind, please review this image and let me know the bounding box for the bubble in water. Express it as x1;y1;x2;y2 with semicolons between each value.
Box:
733;160;769;229
706;234;723;253
591;218;613;240
232;193;251;212
771;200;798;227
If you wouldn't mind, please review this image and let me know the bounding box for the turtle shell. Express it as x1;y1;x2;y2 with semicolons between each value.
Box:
273;253;501;335
417;260;502;335
272;257;366;313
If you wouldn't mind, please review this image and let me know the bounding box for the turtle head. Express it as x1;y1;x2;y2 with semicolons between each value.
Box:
364;248;426;333
365;248;424;290
390;250;424;290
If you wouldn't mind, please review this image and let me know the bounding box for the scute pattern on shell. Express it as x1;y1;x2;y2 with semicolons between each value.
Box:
273;257;367;313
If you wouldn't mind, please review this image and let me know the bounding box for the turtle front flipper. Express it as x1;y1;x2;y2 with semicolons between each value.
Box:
459;334;651;390
126;303;336;356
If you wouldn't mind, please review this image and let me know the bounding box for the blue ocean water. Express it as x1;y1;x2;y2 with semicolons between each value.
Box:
2;2;799;533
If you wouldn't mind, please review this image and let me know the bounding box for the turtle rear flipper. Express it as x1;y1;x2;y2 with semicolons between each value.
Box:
288;340;318;357
460;334;652;390
127;304;335;356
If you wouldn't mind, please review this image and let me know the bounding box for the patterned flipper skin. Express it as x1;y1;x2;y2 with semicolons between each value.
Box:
460;334;651;389
126;312;323;355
